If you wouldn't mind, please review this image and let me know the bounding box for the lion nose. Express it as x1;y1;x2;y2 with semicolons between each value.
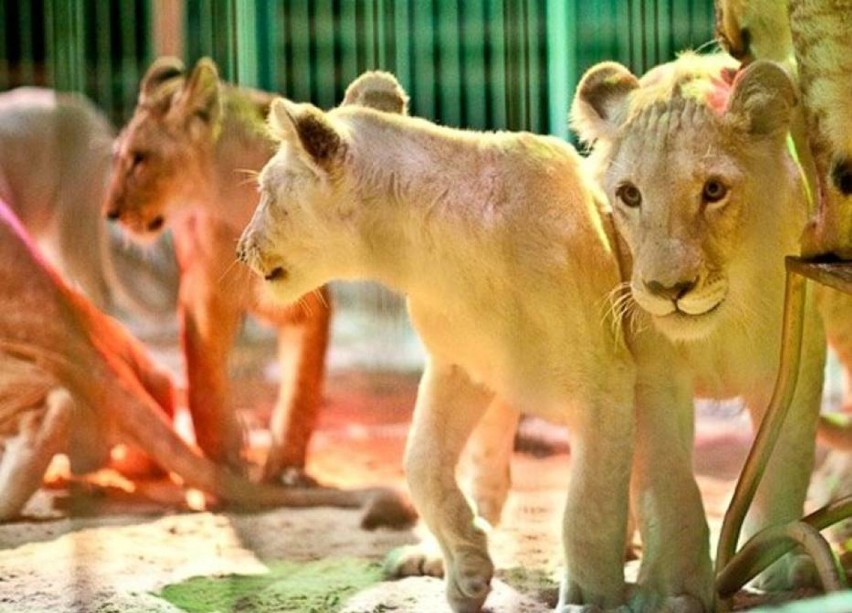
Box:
644;279;696;301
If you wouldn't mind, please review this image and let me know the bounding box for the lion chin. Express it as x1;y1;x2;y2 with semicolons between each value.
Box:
651;303;726;342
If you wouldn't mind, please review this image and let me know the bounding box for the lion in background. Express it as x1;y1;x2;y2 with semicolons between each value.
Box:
0;87;178;324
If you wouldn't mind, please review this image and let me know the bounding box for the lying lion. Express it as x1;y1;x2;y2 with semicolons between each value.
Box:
237;71;637;612
0;199;412;527
104;58;332;484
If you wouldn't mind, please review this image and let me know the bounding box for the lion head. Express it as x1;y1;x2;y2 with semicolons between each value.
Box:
104;57;222;238
237;71;409;304
572;54;802;341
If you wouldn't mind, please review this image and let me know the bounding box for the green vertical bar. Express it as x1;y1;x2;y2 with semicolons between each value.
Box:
95;0;114;115
411;0;435;120
503;0;523;130
436;0;460;127
460;0;486;130
525;0;544;134
656;0;672;63
199;0;213;59
235;0;259;86
19;0;34;83
118;0;139;105
288;0;312;101
546;0;573;140
486;0;506;129
360;0;376;68
312;0;336;107
393;0;411;107
339;0;358;89
46;0;85;92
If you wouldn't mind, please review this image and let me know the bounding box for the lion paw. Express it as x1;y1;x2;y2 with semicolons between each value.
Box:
625;582;710;613
446;549;494;613
384;543;445;578
752;553;820;591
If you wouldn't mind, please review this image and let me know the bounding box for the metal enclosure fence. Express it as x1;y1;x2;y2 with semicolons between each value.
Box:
1;0;716;137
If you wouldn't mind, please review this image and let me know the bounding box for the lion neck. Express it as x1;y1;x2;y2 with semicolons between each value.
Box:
338;111;504;299
206;85;277;216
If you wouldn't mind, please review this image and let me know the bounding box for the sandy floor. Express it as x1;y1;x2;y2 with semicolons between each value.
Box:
0;298;849;612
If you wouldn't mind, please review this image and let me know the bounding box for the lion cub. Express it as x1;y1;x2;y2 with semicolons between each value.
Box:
573;54;829;606
237;71;636;612
104;58;331;483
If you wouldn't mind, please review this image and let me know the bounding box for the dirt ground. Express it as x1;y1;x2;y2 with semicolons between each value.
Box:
0;298;849;612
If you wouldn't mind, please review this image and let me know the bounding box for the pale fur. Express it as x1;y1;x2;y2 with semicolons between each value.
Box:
573;53;829;608
238;72;638;612
0;200;413;523
104;58;333;484
0;87;178;321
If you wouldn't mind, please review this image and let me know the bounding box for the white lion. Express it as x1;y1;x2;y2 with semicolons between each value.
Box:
237;71;637;612
573;52;828;607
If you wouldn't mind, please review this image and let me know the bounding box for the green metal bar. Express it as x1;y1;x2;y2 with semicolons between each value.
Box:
119;0;139;108
412;0;435;120
234;0;258;86
392;0;411;106
338;0;358;93
313;0;337;108
436;0;460;127
486;0;507;129
288;0;312;101
545;0;571;140
95;0;115;115
19;0;35;84
459;0;485;129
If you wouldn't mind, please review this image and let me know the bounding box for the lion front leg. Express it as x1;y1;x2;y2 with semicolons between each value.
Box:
629;341;713;612
0;388;71;521
557;374;634;612
263;287;331;485
394;361;494;613
179;266;245;472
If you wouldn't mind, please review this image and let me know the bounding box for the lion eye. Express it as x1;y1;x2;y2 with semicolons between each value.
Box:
130;151;146;169
616;183;642;208
702;178;728;204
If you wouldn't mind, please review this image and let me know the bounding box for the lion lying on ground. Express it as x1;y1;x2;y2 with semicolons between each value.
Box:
0;199;412;526
0;87;178;322
104;58;332;484
237;71;637;612
572;53;830;607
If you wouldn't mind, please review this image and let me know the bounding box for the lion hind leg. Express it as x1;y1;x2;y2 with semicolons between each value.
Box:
0;387;71;521
464;397;518;528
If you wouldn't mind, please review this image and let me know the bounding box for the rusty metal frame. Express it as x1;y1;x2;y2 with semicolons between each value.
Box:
714;258;852;610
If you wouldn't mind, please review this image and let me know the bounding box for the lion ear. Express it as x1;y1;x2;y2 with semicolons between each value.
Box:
571;61;639;144
342;71;409;115
179;57;221;125
269;98;343;170
140;56;185;103
725;60;796;136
